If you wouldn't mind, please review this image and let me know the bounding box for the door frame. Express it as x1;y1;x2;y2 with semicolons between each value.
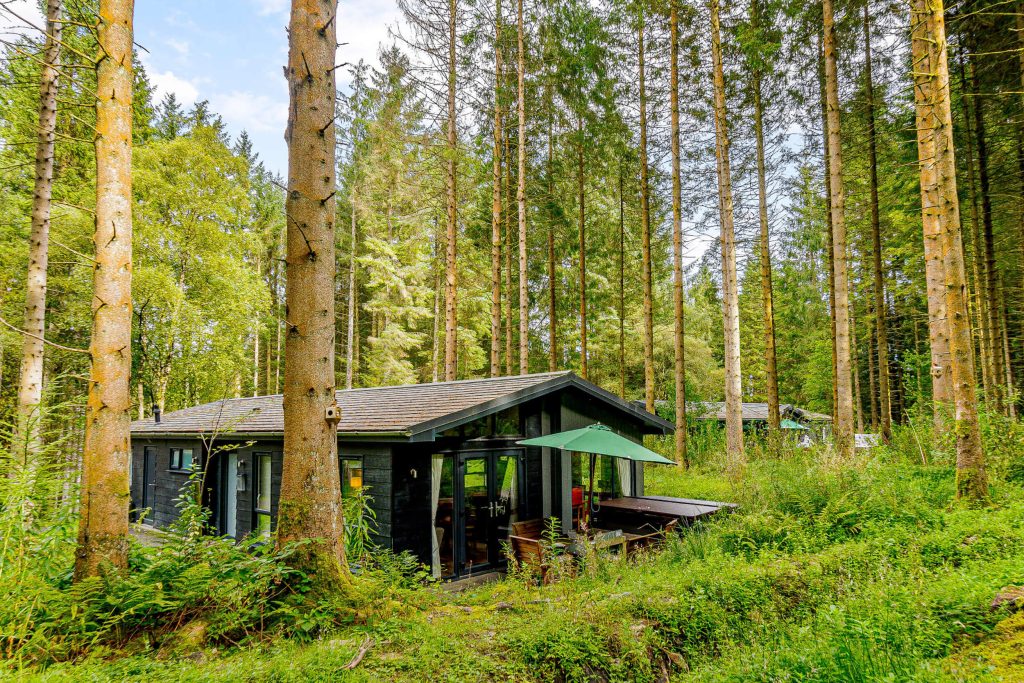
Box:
219;451;238;538
141;445;156;525
452;447;525;577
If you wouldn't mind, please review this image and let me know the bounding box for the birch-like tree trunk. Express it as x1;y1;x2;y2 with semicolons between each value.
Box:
670;1;688;466
443;0;459;381
912;0;987;503
863;5;891;441
822;0;854;458
638;7;655;413
74;0;133;580
276;0;349;590
490;0;503;378
14;0;62;461
710;0;744;468
751;0;778;434
516;0;528;375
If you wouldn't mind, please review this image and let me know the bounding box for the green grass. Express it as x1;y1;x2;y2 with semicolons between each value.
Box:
7;440;1024;682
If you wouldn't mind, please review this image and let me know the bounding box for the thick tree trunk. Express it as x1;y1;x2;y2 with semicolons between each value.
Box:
670;2;688;466
516;0;528;375
577;119;587;379
913;0;987;503
491;0;503;378
443;0;459;381
74;0;133;580
638;8;655;413
751;0;778;434
822;0;854;458
14;0;62;460
276;0;349;589
911;6;952;422
710;0;744;468
863;5;892;441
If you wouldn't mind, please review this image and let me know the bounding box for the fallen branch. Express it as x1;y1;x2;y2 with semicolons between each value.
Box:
342;637;373;670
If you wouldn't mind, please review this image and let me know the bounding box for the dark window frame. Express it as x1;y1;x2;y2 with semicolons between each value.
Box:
340;456;364;497
169;446;197;473
253;452;273;538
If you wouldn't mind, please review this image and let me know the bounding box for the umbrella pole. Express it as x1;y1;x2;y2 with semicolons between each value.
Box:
587;452;596;530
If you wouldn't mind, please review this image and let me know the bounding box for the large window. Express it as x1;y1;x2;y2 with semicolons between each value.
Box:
254;452;273;538
169;447;195;472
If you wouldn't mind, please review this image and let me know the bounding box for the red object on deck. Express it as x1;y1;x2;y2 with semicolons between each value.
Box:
572;486;584;507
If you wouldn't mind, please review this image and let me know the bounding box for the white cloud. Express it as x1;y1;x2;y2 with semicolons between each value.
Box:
147;67;200;106
337;0;403;77
210;90;287;134
165;38;189;58
253;0;288;17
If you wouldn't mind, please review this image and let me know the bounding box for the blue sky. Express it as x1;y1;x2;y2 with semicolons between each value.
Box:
1;0;401;175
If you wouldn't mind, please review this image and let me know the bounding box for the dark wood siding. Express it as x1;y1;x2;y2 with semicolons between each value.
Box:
390;447;430;563
130;438;204;527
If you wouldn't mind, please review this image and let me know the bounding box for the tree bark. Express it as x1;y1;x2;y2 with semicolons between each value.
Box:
276;0;349;589
504;119;514;376
14;0;62;461
577;118;587;379
491;0;503;378
638;7;655;413
818;35;838;424
751;0;778;434
619;165;626;399
346;194;357;389
710;0;744;468
863;5;892;441
913;0;986;503
74;0;133;580
823;0;854;458
670;1;688;466
516;0;528;375
547;83;557;372
443;0;459;381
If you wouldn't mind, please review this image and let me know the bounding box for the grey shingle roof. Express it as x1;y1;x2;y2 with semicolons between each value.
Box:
131;371;674;438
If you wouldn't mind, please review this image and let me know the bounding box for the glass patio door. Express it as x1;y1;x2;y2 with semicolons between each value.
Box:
457;450;522;575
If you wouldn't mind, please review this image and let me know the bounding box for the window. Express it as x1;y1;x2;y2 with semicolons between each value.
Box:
254;452;273;538
340;457;363;496
169;447;196;472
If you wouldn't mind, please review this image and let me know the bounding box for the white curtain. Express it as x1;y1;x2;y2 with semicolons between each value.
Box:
506;456;519;523
430;454;443;578
615;457;633;497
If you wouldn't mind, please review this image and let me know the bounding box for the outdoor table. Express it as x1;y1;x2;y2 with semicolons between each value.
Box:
598;496;732;523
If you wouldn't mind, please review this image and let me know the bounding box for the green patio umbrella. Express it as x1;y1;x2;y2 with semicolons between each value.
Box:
780;419;809;430
518;424;675;526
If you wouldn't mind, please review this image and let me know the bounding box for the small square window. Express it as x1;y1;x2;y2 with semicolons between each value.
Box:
170;447;196;471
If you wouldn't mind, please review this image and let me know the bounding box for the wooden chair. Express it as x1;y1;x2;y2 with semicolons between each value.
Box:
511;518;546;540
509;534;551;584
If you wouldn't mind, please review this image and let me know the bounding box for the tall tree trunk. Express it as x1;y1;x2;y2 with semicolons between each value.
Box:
818;35;838;423
276;0;349;589
851;304;864;432
618;165;626;399
516;0;528;375
346;194;357;389
577;118;587;379
14;0;62;461
443;0;459;381
74;0;133;580
914;0;986;503
912;4;952;423
547;85;557;372
823;0;854;458
867;302;879;429
969;44;1004;412
490;0;503;378
638;7;655;413
670;1;688;466
863;4;892;441
751;0;778;434
504;120;514;376
710;0;744;468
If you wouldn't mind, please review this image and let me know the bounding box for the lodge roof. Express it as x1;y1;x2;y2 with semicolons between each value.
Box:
130;371;674;440
687;401;833;423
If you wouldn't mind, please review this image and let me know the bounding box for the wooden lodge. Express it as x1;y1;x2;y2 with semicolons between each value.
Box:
129;371;678;580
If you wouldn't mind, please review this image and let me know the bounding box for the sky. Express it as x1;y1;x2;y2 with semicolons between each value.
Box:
1;0;402;175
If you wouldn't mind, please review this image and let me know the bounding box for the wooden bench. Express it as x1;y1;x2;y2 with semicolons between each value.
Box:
511;518;547;540
508;534;552;584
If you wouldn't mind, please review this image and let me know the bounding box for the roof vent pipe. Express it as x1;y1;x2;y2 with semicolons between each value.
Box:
152;404;161;424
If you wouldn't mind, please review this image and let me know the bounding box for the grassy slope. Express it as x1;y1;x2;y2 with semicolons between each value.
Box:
17;448;1024;683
